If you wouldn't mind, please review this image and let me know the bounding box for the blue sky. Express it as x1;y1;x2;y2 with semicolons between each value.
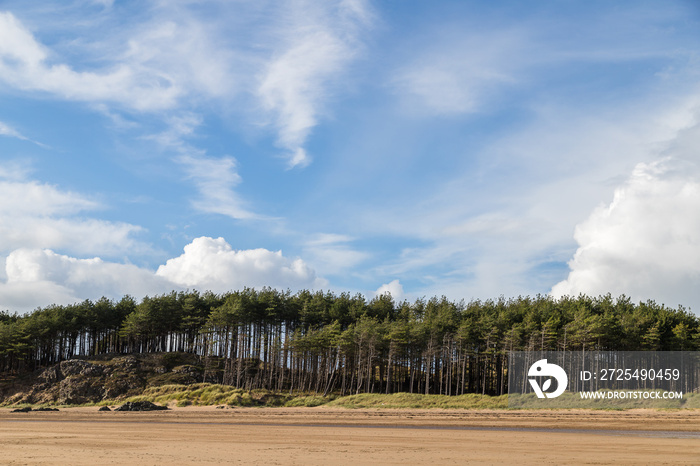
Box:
2;0;700;313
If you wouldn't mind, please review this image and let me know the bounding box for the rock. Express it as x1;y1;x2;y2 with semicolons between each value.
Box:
59;360;104;377
57;377;104;405
111;356;140;372
98;406;111;411
38;366;61;385
114;401;168;411
10;406;58;412
0;353;202;406
11;407;32;412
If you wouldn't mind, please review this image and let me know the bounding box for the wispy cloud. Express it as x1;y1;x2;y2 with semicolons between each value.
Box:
392;30;522;115
0;11;181;111
0;121;28;140
0;120;48;147
178;154;258;220
0;165;145;256
390;3;698;117
1;3;373;165
302;233;370;276
256;0;373;167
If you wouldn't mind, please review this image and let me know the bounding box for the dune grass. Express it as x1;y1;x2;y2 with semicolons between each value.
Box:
326;392;508;409
92;384;507;409
104;384;331;408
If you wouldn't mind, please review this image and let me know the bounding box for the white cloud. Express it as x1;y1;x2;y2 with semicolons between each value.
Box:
0;217;144;257
121;15;236;103
156;236;326;293
0;236;327;313
178;154;257;220
391;3;697;117
146;113;203;150
0;170;144;256
0;161;30;180
0;4;372;167
353;107;700;304
0;119;47;147
0;120;28;140
392;27;525;115
0;4;375;229
374;279;404;302
256;0;372;167
305;233;355;246
0;248;174;312
302;233;369;276
552;151;700;311
394;51;517;115
0;12;180;111
0;178;96;216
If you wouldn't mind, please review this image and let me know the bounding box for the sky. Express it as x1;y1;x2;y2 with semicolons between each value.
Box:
1;0;700;314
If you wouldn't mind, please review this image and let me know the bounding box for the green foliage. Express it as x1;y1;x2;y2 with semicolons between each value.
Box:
1;290;699;398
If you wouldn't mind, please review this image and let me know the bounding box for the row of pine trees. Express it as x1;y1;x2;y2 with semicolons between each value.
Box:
1;289;697;395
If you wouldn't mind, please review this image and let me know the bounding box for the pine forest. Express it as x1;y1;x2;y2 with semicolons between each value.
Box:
1;289;697;396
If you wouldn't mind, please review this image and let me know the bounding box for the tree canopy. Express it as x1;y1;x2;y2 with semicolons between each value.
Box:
1;290;697;396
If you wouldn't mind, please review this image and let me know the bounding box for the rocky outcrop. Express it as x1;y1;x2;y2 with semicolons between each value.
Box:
1;353;203;406
11;407;32;412
10;407;59;412
114;401;168;411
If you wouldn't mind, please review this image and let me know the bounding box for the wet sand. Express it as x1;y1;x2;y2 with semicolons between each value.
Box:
1;407;699;465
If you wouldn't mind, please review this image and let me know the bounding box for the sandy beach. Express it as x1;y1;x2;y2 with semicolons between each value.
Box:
1;407;699;465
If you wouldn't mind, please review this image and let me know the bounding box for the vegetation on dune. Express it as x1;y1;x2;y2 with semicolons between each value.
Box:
326;392;507;409
94;384;506;409
118;384;336;408
1;289;699;400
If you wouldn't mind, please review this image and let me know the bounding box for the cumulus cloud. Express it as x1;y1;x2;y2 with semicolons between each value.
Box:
0;248;174;312
374;279;404;302
156;237;326;293
551;155;700;311
0;237;326;313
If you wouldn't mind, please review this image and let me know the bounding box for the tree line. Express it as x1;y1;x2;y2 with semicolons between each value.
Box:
1;289;698;396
